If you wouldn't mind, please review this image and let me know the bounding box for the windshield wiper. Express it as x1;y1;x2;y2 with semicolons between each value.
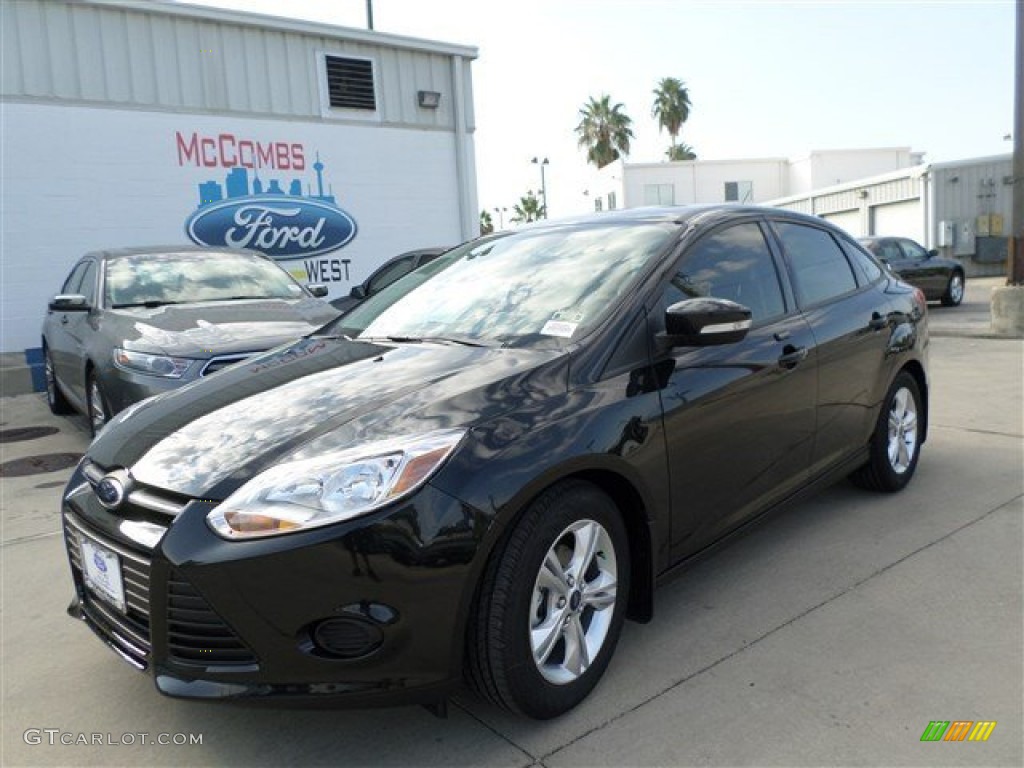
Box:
110;300;184;309
361;335;491;348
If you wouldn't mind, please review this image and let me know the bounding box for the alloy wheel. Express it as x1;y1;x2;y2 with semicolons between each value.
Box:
886;387;918;474
529;519;618;685
89;379;107;434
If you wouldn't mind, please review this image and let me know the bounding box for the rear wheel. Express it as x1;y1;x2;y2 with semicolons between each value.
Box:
940;271;964;307
86;371;109;436
850;371;923;492
466;480;630;719
44;346;73;415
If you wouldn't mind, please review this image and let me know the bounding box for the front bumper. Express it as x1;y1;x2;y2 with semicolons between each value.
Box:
61;462;489;706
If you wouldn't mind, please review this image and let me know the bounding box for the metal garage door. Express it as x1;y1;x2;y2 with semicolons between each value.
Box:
870;200;923;242
822;209;864;237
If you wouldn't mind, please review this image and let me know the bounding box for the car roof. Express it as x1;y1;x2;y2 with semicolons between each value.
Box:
519;204;835;232
83;245;266;261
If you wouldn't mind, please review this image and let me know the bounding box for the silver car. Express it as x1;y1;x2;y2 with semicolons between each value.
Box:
42;246;338;435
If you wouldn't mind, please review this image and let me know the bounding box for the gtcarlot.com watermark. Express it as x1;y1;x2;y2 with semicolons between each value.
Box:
24;729;203;747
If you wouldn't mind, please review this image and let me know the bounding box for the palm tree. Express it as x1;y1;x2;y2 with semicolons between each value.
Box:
652;77;692;159
510;191;545;224
480;209;494;235
666;142;697;161
575;95;634;169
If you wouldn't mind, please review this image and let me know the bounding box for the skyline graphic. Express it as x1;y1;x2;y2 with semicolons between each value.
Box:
197;152;337;208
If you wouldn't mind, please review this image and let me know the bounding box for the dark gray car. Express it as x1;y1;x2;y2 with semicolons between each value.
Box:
42;246;338;434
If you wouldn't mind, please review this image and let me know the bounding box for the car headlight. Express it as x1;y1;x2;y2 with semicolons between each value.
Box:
206;429;466;539
113;348;194;378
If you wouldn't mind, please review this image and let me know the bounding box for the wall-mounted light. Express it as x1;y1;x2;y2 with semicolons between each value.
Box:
948;175;959;183
856;189;869;199
417;90;441;109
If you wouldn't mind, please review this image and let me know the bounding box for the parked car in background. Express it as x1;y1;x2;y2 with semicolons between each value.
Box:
61;207;929;719
858;236;965;306
330;247;446;314
43;246;338;434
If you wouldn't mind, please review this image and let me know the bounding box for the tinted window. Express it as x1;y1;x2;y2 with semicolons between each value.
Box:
367;255;418;295
662;222;785;323
775;222;857;306
865;239;902;263
839;238;883;285
899;239;927;261
78;261;98;304
61;262;88;294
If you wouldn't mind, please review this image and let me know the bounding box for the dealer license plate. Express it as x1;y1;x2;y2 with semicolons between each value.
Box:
79;536;126;613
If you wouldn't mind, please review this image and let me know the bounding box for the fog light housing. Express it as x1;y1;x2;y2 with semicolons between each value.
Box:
311;618;383;659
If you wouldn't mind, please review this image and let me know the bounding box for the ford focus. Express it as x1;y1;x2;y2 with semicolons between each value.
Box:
61;206;929;719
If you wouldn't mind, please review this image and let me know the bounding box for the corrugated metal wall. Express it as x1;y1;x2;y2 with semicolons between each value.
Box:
932;157;1013;232
1;0;474;131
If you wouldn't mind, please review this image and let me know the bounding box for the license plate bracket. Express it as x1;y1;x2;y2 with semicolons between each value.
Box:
79;536;127;613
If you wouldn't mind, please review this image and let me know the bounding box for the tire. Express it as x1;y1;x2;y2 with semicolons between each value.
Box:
940;271;965;307
850;371;923;492
86;371;110;437
466;480;630;719
44;345;73;415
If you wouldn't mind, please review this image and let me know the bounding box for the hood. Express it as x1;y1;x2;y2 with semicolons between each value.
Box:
108;298;339;357
88;336;567;499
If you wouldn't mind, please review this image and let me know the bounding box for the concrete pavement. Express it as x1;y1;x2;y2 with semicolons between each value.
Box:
1;335;1021;767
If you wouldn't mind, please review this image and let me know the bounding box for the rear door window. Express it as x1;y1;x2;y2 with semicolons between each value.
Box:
774;222;858;307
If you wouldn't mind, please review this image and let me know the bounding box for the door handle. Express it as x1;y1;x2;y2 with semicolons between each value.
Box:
778;344;808;370
868;312;887;331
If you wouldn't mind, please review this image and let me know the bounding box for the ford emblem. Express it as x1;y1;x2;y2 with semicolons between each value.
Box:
185;195;357;260
93;551;108;573
96;476;125;510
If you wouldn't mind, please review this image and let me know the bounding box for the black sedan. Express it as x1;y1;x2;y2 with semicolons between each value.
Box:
61;207;929;719
329;247;446;314
858;236;965;306
42;246;338;435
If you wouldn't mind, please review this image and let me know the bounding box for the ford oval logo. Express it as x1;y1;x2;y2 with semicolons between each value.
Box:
96;476;125;510
185;195;357;260
93;551;108;573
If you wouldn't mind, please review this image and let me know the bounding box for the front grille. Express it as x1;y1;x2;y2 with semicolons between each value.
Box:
81;459;186;519
167;572;257;667
65;515;152;667
200;353;253;377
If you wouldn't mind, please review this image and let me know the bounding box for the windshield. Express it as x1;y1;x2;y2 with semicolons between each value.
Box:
329;222;678;348
105;252;305;308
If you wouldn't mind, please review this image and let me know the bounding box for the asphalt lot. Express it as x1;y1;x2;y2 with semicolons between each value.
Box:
1;326;1021;766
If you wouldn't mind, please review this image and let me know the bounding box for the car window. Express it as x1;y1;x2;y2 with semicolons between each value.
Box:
899;239;928;261
366;255;419;295
838;238;883;285
77;261;98;304
775;222;857;307
660;222;785;324
61;262;89;294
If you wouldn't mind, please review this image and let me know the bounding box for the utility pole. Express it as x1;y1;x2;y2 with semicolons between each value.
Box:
366;0;374;30
1011;0;1023;285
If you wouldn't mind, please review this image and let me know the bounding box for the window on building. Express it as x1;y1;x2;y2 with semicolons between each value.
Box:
724;180;753;203
774;222;858;306
608;191;618;210
643;184;675;206
595;198;604;212
324;56;377;111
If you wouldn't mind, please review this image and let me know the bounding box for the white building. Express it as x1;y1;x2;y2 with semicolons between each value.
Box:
585;147;922;212
769;154;1013;277
0;0;479;357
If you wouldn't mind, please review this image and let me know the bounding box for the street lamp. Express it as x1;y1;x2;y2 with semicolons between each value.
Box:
493;206;507;229
531;157;549;218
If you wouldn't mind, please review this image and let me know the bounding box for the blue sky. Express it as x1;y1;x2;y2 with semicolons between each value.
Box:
196;0;1015;216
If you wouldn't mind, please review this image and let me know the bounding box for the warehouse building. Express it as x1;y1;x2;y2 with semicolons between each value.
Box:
0;0;479;361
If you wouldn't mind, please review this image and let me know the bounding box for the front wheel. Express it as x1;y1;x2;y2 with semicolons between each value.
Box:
850;371;923;492
466;480;630;719
941;272;965;307
44;346;73;415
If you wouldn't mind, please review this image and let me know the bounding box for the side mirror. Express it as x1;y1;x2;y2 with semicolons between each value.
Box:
306;283;328;298
926;249;939;258
49;294;90;312
664;297;752;347
350;284;367;300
